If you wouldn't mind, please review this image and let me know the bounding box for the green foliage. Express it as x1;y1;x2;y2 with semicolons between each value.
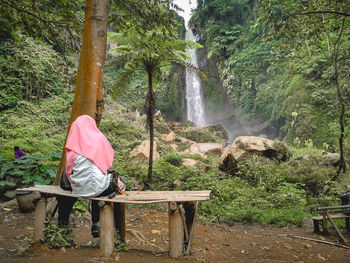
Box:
0;153;59;196
0;33;67;110
0;0;84;53
282;158;335;197
99;118;147;165
114;230;128;252
162;152;182;166
44;219;74;248
72;199;87;213
177;128;221;143
0;94;73;161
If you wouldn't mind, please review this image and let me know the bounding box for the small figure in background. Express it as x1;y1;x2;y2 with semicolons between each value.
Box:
14;146;26;159
135;108;140;117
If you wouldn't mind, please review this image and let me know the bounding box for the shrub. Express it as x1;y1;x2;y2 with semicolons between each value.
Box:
0;33;66;110
282;159;334;196
162;152;182;166
0;153;59;199
44;220;74;248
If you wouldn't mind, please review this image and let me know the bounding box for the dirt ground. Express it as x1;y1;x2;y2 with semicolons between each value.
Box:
1;204;350;263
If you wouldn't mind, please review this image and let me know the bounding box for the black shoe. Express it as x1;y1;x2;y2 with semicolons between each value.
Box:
91;223;100;238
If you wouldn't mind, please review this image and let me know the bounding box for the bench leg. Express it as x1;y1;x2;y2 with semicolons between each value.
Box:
183;201;198;254
34;196;47;242
313;219;320;233
100;202;114;257
114;203;125;242
169;202;184;258
346;218;350;232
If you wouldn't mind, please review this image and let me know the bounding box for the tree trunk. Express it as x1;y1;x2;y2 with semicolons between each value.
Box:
54;0;109;185
146;69;155;186
333;17;346;180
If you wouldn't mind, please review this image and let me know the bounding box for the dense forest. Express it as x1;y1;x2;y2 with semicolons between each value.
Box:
1;0;350;230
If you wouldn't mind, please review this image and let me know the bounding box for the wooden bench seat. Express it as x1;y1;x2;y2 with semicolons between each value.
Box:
16;185;211;257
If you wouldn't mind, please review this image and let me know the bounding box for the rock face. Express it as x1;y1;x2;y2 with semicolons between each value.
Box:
219;136;286;175
185;143;223;156
129;140;160;163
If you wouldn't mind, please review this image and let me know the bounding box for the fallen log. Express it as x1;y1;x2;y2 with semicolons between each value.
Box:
292;235;350;249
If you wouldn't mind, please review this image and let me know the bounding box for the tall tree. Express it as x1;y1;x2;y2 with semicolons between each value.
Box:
261;0;350;178
54;0;109;185
108;21;205;187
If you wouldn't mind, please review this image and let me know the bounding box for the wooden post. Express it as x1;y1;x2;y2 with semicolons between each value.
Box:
114;203;125;242
322;210;328;233
183;201;198;254
313;219;320;233
34;196;47;242
346;218;350;232
100;202;114;257
169;202;184;257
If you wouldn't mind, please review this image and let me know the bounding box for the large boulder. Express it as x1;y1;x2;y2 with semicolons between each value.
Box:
219;136;289;175
129;140;160;163
185;143;224;156
181;158;197;167
321;152;340;167
161;131;176;142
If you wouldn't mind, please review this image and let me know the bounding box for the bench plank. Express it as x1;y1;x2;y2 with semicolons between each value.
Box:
311;213;350;221
17;185;211;204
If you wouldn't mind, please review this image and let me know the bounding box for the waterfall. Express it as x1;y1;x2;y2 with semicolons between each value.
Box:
185;29;206;127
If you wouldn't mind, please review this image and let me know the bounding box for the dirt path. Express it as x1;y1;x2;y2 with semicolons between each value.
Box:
1;206;349;263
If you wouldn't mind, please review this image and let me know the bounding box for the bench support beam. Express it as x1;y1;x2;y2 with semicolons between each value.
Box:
34;196;47;242
169;202;184;257
115;203;125;242
100;202;114;257
183;201;198;254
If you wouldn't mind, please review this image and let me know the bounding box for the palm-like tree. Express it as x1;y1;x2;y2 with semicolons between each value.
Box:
108;21;206;187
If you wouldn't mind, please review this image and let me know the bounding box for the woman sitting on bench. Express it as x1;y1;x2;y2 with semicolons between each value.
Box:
58;115;117;237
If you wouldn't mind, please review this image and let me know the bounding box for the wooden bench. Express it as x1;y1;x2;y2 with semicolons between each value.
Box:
16;185;211;257
311;205;350;244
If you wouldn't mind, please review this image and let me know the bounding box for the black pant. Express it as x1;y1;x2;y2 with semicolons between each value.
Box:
58;181;117;226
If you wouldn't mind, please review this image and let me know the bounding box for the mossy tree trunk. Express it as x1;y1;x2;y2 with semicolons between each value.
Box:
54;0;109;185
146;66;155;187
333;17;346;180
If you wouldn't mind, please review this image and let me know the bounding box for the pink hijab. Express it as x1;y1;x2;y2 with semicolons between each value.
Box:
65;115;114;178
